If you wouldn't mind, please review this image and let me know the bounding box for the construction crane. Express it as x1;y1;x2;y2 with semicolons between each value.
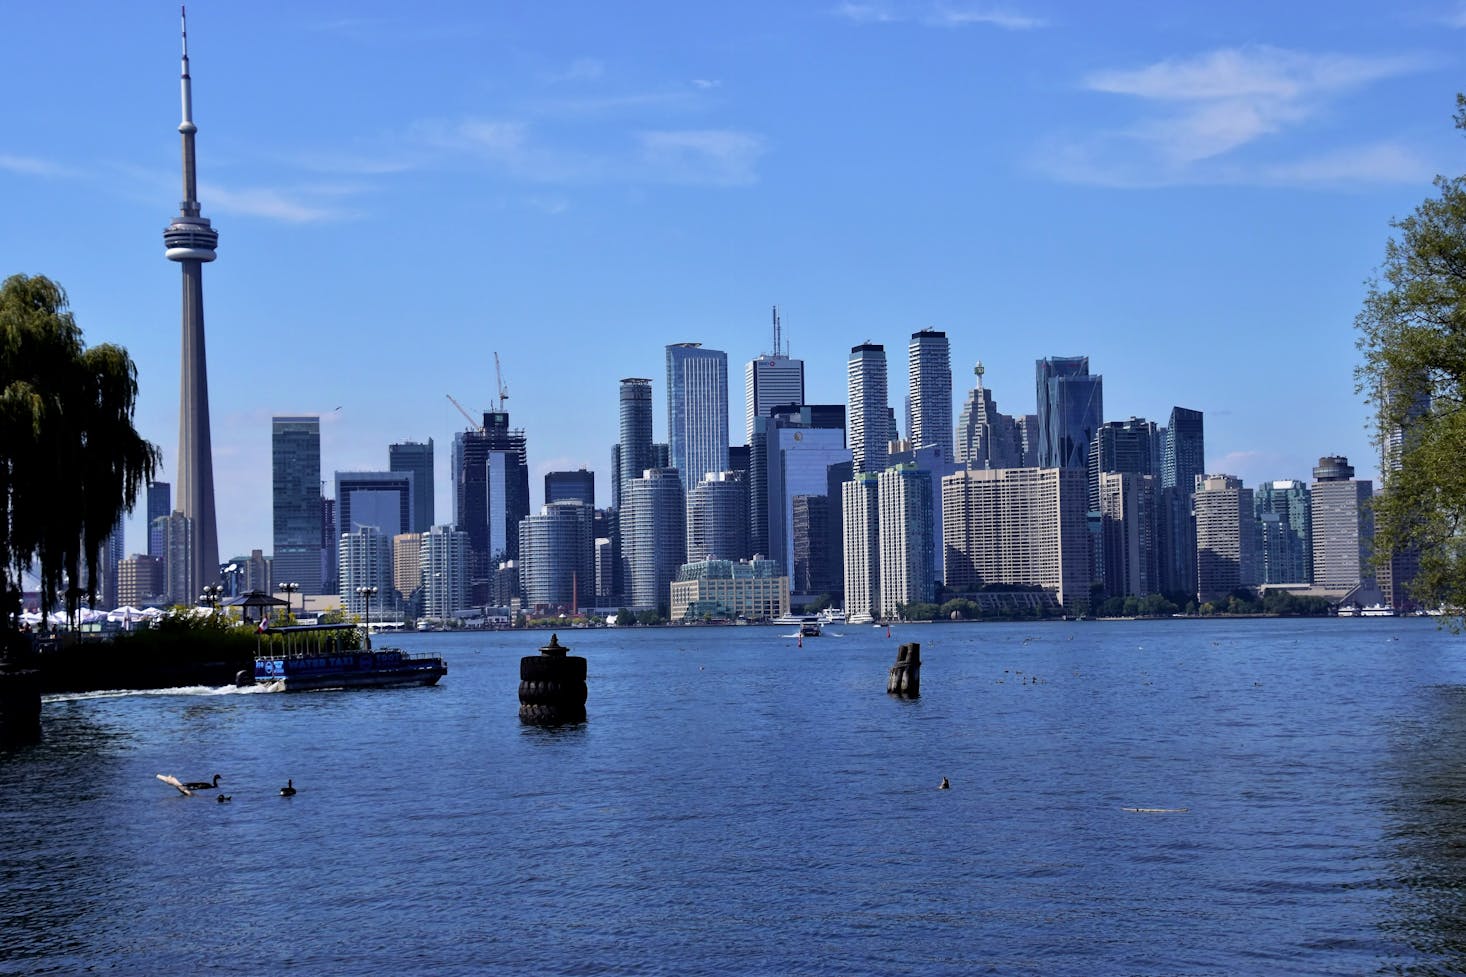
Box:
446;393;483;433
494;352;509;411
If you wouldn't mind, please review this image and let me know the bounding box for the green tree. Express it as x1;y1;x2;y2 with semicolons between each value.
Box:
1356;95;1466;617
1;275;158;633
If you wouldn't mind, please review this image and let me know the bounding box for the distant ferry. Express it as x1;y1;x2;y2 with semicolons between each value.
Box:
771;613;819;626
817;608;847;625
241;624;447;692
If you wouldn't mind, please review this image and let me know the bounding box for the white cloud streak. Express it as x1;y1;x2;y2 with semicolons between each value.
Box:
834;1;1044;29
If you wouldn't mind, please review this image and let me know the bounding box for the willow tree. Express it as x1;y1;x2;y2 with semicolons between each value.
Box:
1355;95;1466;616
0;274;159;632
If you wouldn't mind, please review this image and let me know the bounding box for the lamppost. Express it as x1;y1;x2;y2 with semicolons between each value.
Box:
356;585;379;649
278;582;300;621
199;584;224;616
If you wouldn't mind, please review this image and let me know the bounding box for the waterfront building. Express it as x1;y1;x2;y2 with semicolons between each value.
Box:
320;496;338;595
519;501;595;610
824;460;853;603
1193;474;1257;604
758;409;850;580
878;464;935;618
670;558;790;622
340;526;393;620
388;440;435;533
1088;418;1161;512
792;495;836;596
162;510;194;606
422;525;470;621
848;344;889;476
1310;456;1374;592
453;410;529;596
393;531;423;605
667;343;729;492
164;10;221;593
594;536;615;606
117;554;165;608
623;467;686;612
545;469;595;507
335;471;413;540
745;307;805;442
955;362;1023;469
1254;480;1311;585
1158;406;1205;599
1098;472;1158;599
842;473;882;623
272;416;323;593
146;481;170;558
614;378;654;511
686;471;749;564
908;329;953;460
941;467;1091;610
1035;356;1103;471
887;442;957;586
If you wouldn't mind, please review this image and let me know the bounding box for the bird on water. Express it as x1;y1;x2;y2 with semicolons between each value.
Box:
939;777;950;790
182;774;222;791
279;779;296;797
216;794;232;803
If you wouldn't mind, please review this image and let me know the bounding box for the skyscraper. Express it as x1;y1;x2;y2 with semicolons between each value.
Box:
272;416;323;593
164;10;220;591
340;526;393;619
1194;474;1257;603
1159;406;1205;599
616;378;654;509
666;343;729;491
756;407;851;580
842;473;881;623
848;344;889;475
335;471;413;539
908;329;953;460
623;467;686;611
388;440;434;533
519;501;595;609
686;471;750;564
1098;472;1158;599
146;481;171;558
545;469;596;507
1035;356;1103;471
745;307;805;442
1310;456;1374;592
956;363;1023;469
422;525;470;621
1254;480;1311;585
878;464;935;618
452;411;529;593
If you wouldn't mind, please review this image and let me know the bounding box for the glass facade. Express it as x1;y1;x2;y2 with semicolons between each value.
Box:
666;344;729;492
272;416;322;593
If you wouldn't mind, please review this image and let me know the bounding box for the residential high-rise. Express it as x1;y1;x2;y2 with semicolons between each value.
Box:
615;378;654;510
1088;417;1161;513
1194;474;1257;603
519;501;595;609
422;525;470;621
956;363;1023;469
1035;356;1103;471
878;464;935;618
1098;472;1158;599
99;519;125;610
163;10;220;592
1254;480;1311;585
842;473;881;623
745;307;805;442
272;416;322;593
162;510;194;606
335;471;413;539
1310;456;1374;592
908;329;953;460
791;495;836;596
686;471;750;564
545;469;596;507
320;496;338;595
941;467;1091;610
146;481;171;557
1159;406;1205;599
389;440;435;533
393;532;423;603
623;468;686;612
117;554;165;608
667;343;729;492
848;344;889;475
340;526;393;619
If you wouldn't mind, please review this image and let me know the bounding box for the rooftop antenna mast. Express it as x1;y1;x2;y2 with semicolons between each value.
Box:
772;304;783;357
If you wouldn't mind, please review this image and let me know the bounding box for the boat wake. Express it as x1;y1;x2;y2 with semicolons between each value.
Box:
44;683;279;703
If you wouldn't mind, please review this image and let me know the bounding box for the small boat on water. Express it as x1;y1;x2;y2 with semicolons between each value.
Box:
799;622;822;638
240;624;447;692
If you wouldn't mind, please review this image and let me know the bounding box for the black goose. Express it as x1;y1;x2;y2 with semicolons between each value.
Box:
279;779;296;797
182;774;222;791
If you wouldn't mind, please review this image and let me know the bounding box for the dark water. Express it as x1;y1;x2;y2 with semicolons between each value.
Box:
3;619;1465;976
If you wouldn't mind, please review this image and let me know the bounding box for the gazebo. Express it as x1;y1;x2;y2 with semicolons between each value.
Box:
225;590;289;625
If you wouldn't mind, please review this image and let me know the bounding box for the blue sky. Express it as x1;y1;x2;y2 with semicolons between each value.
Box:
3;1;1463;560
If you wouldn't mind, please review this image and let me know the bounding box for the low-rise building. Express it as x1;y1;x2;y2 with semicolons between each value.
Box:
670;558;789;622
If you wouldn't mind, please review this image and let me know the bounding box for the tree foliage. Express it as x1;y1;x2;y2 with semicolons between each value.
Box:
1;274;159;629
1356;96;1466;617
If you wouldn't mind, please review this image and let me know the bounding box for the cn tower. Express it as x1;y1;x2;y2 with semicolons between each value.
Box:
163;6;219;591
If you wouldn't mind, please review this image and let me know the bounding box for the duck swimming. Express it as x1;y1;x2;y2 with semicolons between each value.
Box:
279;779;296;797
182;774;222;791
216;794;232;803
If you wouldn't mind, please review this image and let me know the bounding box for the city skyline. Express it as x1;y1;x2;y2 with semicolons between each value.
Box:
2;4;1461;558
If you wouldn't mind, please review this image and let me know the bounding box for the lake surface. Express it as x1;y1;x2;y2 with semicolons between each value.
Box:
3;618;1465;976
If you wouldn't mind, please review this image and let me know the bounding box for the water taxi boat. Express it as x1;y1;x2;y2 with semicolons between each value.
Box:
240;624;447;692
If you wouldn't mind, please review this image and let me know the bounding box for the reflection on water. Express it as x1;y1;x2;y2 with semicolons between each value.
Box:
1382;684;1466;976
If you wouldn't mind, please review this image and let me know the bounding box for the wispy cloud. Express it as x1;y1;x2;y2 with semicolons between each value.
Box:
0;153;85;179
1042;45;1430;187
200;182;358;223
543;58;606;84
834;1;1045;29
638;129;767;186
